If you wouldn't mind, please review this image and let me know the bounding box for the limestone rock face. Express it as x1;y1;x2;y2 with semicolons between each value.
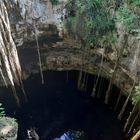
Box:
0;117;18;140
1;0;140;94
10;0;67;46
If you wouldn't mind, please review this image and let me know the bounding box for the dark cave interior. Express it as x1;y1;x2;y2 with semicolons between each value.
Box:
0;71;132;140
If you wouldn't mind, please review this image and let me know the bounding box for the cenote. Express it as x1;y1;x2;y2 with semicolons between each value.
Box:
0;71;128;140
1;0;140;139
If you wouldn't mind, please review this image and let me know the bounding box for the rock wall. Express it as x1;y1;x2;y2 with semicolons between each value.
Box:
17;36;134;93
1;0;140;94
10;0;67;46
0;117;18;140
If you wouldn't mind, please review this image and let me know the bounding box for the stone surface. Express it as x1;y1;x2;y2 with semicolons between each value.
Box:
10;0;67;47
0;0;140;94
16;37;135;94
0;117;18;140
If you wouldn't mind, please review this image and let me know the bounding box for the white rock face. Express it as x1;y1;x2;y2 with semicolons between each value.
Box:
0;117;18;140
12;0;67;46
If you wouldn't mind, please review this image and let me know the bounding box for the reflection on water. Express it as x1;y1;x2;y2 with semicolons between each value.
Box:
54;130;87;140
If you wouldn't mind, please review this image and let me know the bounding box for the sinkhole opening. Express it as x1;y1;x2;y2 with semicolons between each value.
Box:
0;70;130;140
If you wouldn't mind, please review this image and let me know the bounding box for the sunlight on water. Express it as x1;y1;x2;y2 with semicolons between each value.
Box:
54;130;86;140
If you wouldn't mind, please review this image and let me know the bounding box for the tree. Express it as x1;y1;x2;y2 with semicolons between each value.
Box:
0;0;27;106
123;83;140;133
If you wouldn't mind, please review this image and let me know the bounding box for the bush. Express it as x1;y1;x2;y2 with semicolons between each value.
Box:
49;0;59;5
65;0;116;47
0;103;5;117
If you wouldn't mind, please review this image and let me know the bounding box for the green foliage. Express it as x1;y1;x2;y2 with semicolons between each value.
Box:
65;0;140;47
0;103;5;117
10;118;17;125
0;103;17;127
116;2;140;39
131;83;140;105
49;0;59;5
117;7;137;30
99;31;118;48
128;0;140;6
64;17;76;30
116;7;138;31
131;28;140;39
65;0;116;47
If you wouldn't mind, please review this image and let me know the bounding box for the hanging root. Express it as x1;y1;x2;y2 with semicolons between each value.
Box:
97;77;104;98
11;85;20;108
77;71;87;91
82;72;87;91
131;130;140;140
0;0;24;106
77;71;83;90
118;79;136;120
34;22;44;84
114;90;122;111
85;74;89;91
123;100;140;132
127;111;139;135
0;67;8;87
92;54;103;97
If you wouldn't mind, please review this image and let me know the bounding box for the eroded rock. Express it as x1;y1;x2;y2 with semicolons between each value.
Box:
0;117;18;140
